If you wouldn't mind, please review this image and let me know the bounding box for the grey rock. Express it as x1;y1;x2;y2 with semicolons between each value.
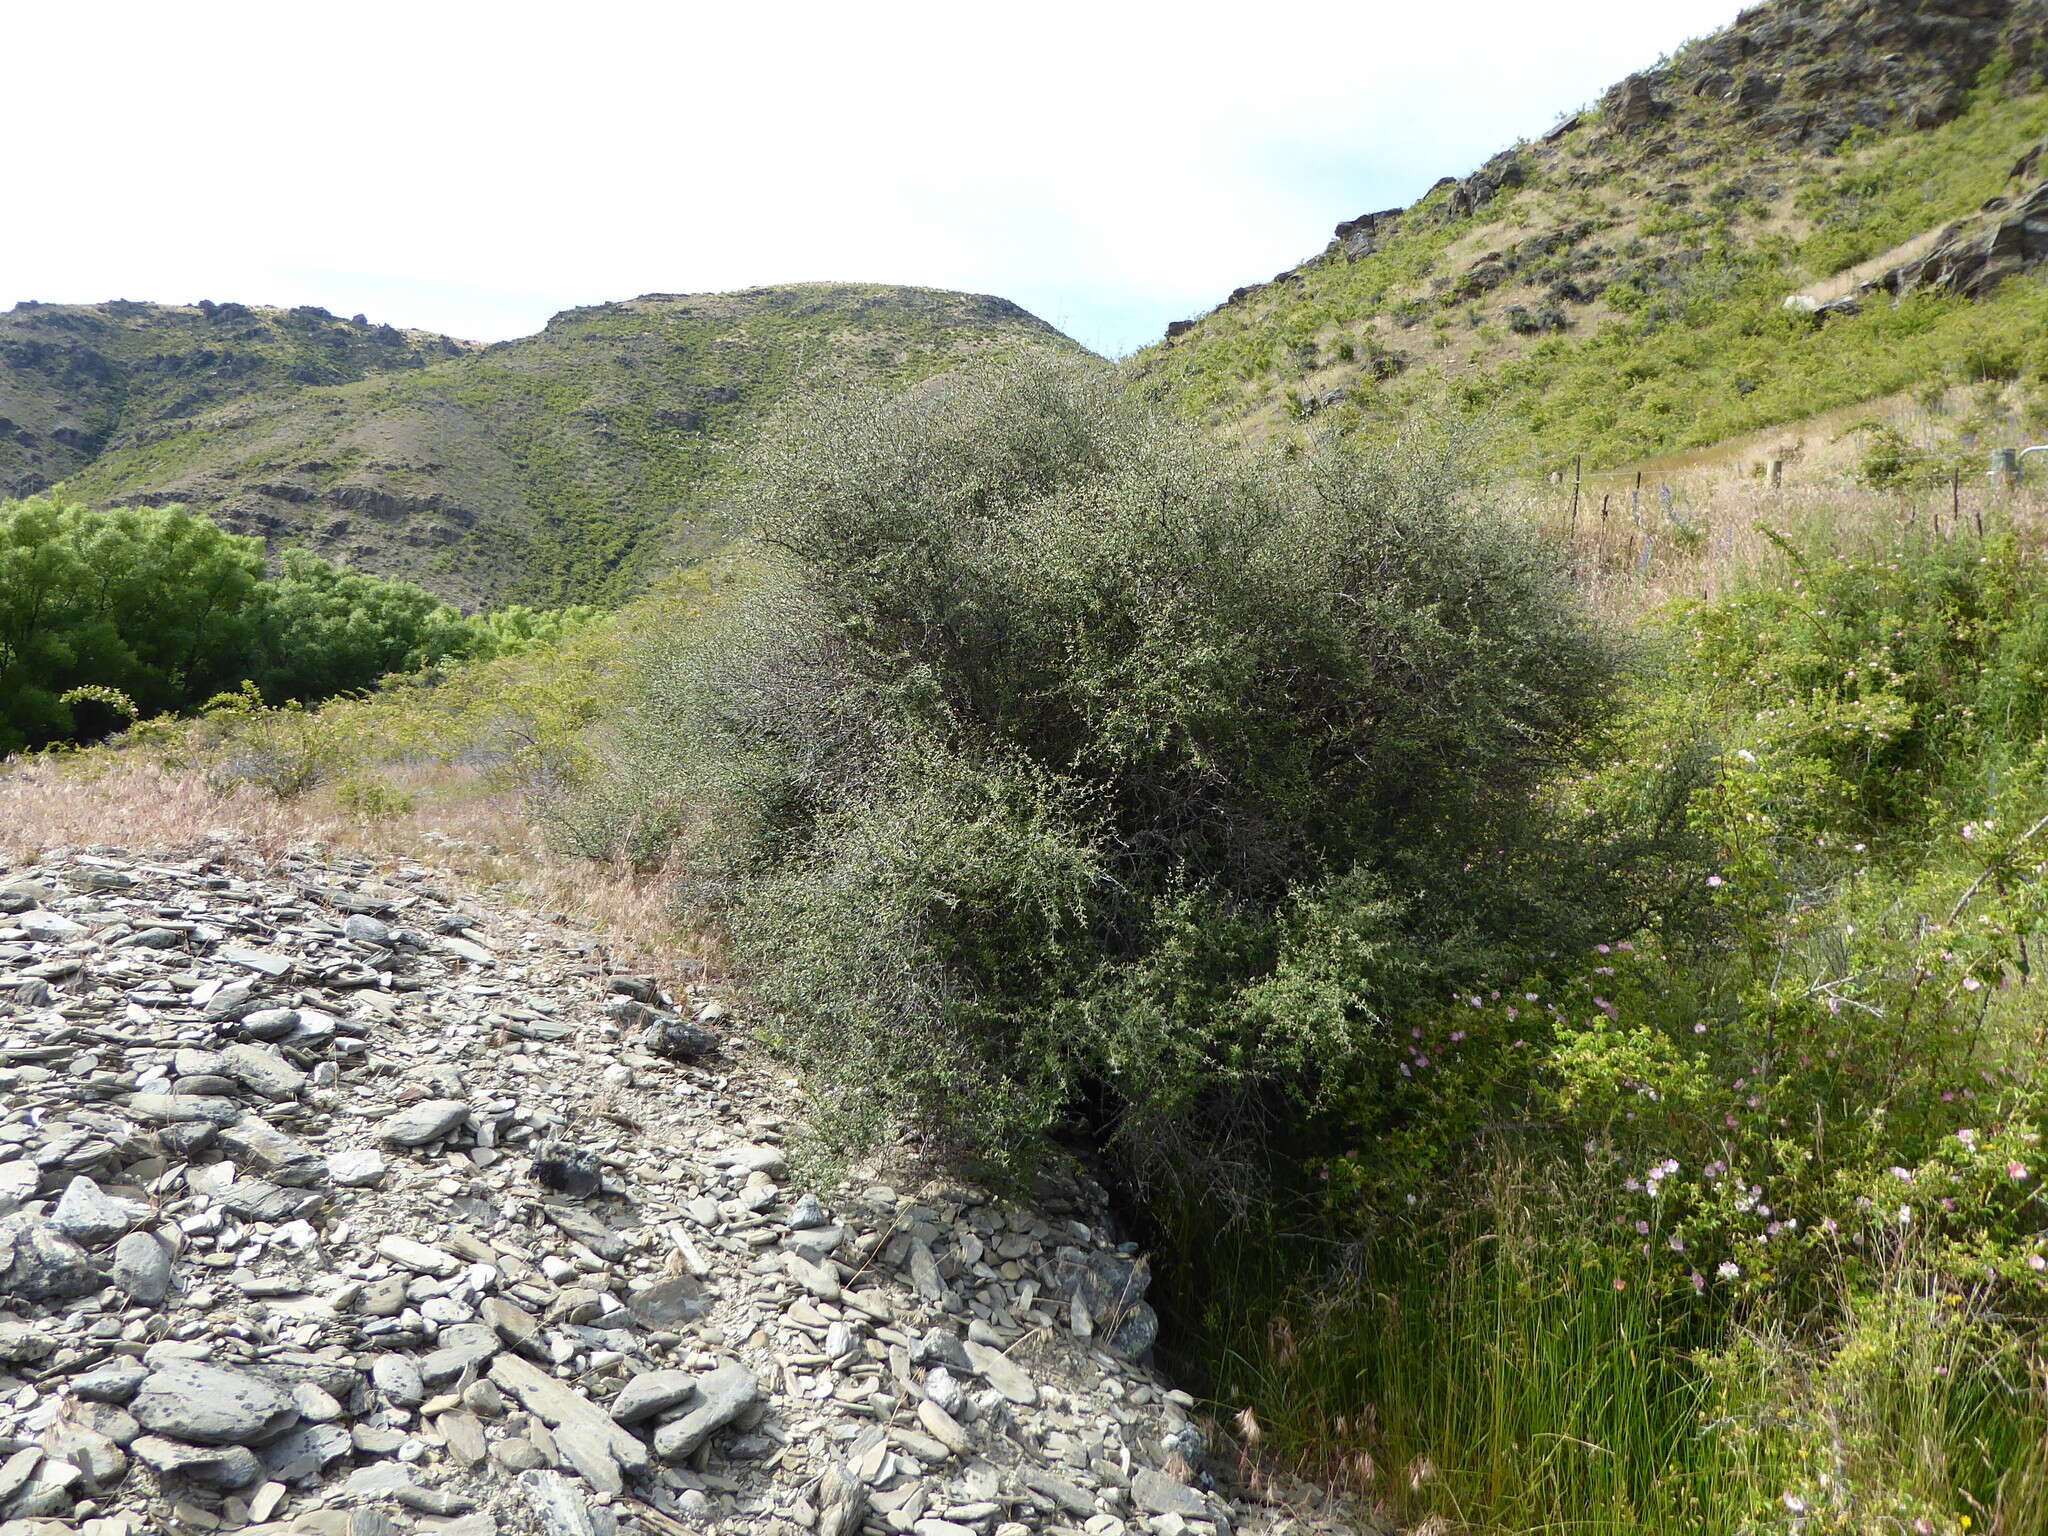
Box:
131;1434;266;1488
131;1361;299;1446
543;1203;624;1261
0;883;49;915
0;1321;52;1364
487;1354;648;1474
109;1229;173;1304
908;1238;948;1304
71;1361;148;1404
123;1093;243;1126
201;980;262;1021
376;1099;469;1146
41;1421;124;1488
480;1295;542;1345
421;1322;500;1385
785;1223;844;1264
787;1250;842;1301
343;914;393;945
157;1122;218;1157
17;911;85;942
0;1447;38;1507
216;1116;327;1186
961;1341;1038;1406
371;1353;425;1407
818;1460;869;1536
625;1275;706;1328
1132;1469;1209;1519
492;1437;546;1472
520;1469;619;1536
710;1143;787;1176
396;1484;476;1516
0;1214;103;1302
914;1328;973;1373
328;1148;387;1187
1019;1467;1095;1518
341;1460;417;1498
552;1417;623;1493
788;1192;828;1230
376;1235;460;1276
218;1043;307;1101
437;1409;488;1468
236;1007;301;1041
651;1360;760;1460
610;1370;698;1424
220;1178;319;1222
262;1420;352;1483
49;1176;148;1246
442;934;493;965
923;1365;967;1417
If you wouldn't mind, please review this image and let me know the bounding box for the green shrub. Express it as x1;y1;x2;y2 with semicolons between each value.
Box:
566;361;1670;1183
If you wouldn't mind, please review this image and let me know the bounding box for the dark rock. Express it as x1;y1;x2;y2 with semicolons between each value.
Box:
1604;73;1671;137
0;1213;103;1303
645;1015;718;1062
604;974;660;1004
531;1143;601;1199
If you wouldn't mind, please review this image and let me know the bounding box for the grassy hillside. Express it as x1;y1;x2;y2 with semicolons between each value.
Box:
0;298;469;496
1131;0;2048;474
14;286;1089;607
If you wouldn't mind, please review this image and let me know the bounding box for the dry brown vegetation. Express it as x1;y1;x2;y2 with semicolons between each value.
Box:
0;757;710;978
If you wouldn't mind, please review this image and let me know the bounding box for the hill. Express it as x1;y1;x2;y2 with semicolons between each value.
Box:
5;286;1089;607
0;299;471;496
1131;0;2048;475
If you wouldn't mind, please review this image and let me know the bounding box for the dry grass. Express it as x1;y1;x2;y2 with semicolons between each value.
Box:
1511;468;2048;619
0;756;716;980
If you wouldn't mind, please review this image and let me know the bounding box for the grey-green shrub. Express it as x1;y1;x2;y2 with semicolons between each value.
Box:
566;361;1653;1182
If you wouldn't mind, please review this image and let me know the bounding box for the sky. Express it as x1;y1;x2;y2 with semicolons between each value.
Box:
5;0;1747;360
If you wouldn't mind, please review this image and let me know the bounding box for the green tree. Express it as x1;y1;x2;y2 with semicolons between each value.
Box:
252;550;474;703
0;497;263;752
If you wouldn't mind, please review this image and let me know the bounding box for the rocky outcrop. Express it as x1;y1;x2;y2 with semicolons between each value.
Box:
1880;178;2048;298
1789;159;2048;321
0;843;1352;1536
1602;75;1670;138
1647;0;2048;151
1329;210;1404;263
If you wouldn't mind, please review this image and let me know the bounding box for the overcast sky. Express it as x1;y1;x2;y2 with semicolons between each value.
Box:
5;0;1745;358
